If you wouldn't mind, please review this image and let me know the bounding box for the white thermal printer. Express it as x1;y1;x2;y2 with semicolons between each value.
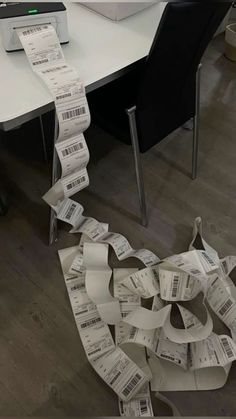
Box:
0;2;69;52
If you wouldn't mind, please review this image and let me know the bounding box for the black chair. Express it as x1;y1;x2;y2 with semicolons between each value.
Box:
88;1;231;226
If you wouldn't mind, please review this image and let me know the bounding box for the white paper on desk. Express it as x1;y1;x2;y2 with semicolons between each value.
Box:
38;63;85;103
37;62;91;142
83;242;121;324
16;24;65;69
55;134;89;177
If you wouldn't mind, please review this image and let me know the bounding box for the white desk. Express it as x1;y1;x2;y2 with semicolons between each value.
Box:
0;2;165;130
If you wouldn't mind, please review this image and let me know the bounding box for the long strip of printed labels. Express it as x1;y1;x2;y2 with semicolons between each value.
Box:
17;22;236;414
206;275;236;333
148;306;232;391
114;269;154;417
17;26;91;204
45;197;160;267
58;246;149;401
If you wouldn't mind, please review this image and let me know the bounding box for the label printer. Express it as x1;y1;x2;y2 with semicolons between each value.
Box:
0;2;69;51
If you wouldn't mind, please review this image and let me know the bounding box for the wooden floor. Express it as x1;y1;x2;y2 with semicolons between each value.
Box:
0;34;236;416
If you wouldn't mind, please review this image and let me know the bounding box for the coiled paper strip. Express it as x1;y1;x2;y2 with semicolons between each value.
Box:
17;23;236;415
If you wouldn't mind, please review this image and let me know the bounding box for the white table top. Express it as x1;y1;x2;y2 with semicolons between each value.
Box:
0;2;165;129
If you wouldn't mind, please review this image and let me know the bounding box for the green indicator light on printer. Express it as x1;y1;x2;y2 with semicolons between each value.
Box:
28;9;38;14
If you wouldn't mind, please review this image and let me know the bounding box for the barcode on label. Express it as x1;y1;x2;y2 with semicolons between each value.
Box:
62;106;86;120
88;348;101;357
122;373;142;397
66;176;86;191
118;250;126;257
214;350;220;365
219;298;233;316
172;276;179;297
221;337;234;358
110;371;121;385
32;58;49;66
42;65;67;74
130;276;138;289
70;283;84;292
75;309;88;316
160;353;180;363
22;26;48;36
202;252;215;266
62;142;84;157
80;317;101;329
140;399;148;415
65;203;77;220
56;92;72;100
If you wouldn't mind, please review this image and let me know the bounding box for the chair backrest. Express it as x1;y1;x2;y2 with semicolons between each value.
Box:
136;1;231;153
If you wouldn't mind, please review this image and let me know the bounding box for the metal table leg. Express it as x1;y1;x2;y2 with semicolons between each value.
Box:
39;114;49;163
49;113;60;245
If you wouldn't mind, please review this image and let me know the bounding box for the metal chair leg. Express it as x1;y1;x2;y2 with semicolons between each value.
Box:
126;106;147;227
192;63;201;180
39;114;49;163
49;113;59;245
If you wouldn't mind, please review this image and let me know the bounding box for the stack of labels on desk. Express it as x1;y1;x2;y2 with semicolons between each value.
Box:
17;23;236;415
